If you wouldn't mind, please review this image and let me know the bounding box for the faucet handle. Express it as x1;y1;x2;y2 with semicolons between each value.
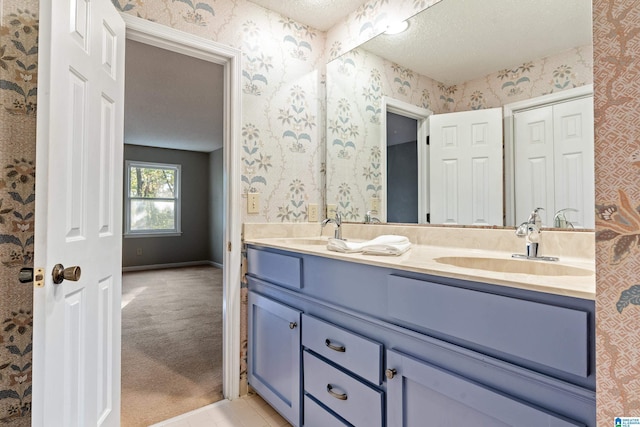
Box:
553;208;578;228
515;222;529;237
365;210;379;223
527;207;544;228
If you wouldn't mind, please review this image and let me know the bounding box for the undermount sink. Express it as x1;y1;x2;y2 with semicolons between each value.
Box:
434;256;593;277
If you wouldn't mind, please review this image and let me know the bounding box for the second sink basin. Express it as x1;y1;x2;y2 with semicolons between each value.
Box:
435;256;593;277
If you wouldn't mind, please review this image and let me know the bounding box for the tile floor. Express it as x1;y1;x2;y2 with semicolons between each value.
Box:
150;392;292;427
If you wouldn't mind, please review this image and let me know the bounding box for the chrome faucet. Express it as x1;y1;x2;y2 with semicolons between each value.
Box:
513;208;558;261
553;208;578;229
322;212;343;240
364;210;381;224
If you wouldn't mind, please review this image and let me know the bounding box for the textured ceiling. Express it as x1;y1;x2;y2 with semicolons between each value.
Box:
124;40;224;153
248;0;370;31
361;0;592;84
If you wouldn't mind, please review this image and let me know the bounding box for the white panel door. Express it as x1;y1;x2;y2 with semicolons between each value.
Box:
429;108;503;225
34;0;125;425
553;97;595;229
514;106;555;226
513;97;594;228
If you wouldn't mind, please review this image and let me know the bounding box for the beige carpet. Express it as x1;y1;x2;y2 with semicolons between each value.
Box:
121;266;224;427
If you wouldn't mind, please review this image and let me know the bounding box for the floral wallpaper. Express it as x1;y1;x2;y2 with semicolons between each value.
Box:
1;0;639;423
593;0;640;423
0;1;38;424
326;44;593;221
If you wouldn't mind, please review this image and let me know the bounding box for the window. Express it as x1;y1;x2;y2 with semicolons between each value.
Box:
125;161;181;237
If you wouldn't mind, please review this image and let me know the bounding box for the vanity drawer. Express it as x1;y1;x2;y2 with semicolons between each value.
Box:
247;247;302;289
302;314;382;385
304;350;383;427
303;394;349;427
387;275;589;378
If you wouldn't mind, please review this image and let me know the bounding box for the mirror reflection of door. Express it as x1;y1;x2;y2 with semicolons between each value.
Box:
513;95;595;228
387;112;419;223
429;108;504;225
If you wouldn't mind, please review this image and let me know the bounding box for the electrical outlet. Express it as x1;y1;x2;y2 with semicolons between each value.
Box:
308;204;319;222
371;198;380;213
136;248;143;256
327;204;337;219
247;193;260;214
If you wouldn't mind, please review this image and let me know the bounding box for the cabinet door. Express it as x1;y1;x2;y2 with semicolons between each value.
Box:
386;349;584;427
248;291;302;426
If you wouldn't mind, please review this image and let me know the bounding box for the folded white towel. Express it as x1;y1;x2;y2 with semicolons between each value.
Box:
327;235;411;256
361;241;412;256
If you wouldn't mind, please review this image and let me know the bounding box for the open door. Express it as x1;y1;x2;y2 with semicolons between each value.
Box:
33;0;125;425
429;108;503;226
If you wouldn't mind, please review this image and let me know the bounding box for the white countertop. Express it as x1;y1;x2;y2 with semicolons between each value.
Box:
244;227;595;300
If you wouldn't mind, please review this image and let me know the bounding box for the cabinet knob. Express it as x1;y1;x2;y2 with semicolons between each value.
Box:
385;368;397;379
289;322;297;329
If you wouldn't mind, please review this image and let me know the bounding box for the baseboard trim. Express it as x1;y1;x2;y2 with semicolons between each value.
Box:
122;260;222;272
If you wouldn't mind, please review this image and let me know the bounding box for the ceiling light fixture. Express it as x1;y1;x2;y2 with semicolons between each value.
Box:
384;20;409;35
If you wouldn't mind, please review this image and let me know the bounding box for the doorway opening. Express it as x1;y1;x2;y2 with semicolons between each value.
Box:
380;97;431;223
121;35;225;426
121;15;242;425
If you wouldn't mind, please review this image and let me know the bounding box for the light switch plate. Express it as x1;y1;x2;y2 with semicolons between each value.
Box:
247;193;260;214
327;204;337;219
308;204;318;222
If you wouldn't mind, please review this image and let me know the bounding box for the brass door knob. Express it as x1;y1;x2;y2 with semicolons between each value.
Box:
385;368;397;379
52;264;81;284
19;268;34;283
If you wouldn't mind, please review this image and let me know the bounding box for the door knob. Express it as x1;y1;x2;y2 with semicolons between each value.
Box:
52;264;81;284
385;368;397;379
19;268;34;283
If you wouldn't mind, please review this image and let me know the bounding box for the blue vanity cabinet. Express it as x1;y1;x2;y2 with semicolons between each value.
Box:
386;349;584;426
247;291;302;426
245;245;596;426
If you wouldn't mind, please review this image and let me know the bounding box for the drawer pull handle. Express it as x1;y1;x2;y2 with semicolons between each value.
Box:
326;384;348;401
385;368;397;379
289;322;298;329
325;339;346;352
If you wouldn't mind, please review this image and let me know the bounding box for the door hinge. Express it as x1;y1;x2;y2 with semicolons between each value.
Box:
426;135;430;145
228;241;232;252
426;213;430;223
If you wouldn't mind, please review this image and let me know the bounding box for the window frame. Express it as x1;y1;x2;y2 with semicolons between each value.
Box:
124;160;182;238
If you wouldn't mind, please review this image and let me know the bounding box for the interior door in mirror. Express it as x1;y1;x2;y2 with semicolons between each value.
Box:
429;108;504;225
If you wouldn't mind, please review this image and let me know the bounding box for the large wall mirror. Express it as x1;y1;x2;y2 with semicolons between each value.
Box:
326;0;593;228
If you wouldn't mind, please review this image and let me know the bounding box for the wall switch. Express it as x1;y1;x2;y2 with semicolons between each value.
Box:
247;193;260;214
136;248;143;256
308;204;319;222
371;198;380;213
327;204;337;219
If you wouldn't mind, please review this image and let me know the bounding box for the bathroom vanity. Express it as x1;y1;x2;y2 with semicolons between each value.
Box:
244;224;595;426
